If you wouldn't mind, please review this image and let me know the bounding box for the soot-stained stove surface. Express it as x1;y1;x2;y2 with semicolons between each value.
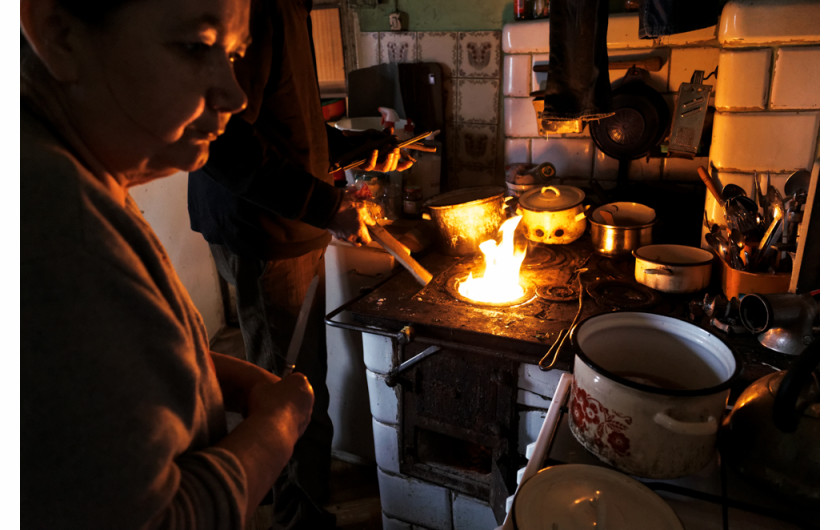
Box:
347;239;686;360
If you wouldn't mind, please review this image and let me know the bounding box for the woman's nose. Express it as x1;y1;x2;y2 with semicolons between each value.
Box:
208;60;248;114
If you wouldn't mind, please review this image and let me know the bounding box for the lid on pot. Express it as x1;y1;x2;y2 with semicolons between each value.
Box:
514;464;682;530
519;185;585;211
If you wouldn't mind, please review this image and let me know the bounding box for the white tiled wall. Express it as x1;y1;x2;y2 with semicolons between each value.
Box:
357;30;503;189
501;1;820;196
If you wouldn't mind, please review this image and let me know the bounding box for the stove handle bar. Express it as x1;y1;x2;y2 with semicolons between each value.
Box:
385;345;442;387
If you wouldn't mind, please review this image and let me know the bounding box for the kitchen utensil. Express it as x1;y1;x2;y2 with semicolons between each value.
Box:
281;274;321;377
423;186;507;256
754;213;783;269
784;169;811;199
739;292;819;355
697;166;725;206
721;183;746;201
517;185;588;245
754;171;767;211
513;464;684;529
330;130;439;173
589;67;671;161
633;244;714;293
667;70;712;159
588;202;656;257
720;338;819;506
367;223;433;287
719;256;792;300
568;311;738;478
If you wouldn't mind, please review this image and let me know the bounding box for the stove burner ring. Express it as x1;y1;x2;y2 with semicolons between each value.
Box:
444;273;536;307
536;283;579;302
521;243;575;271
586;278;660;309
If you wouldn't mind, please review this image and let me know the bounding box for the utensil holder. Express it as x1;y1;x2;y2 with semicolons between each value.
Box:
719;257;791;299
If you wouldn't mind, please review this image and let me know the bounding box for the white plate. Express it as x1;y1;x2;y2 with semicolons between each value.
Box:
513;464;683;530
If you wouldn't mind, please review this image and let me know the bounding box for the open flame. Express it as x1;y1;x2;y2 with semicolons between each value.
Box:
458;216;526;304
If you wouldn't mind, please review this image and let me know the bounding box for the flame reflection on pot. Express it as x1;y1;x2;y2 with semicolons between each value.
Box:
457;216;527;304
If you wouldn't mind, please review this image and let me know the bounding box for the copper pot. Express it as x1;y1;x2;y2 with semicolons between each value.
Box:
423;186;506;256
589;202;656;257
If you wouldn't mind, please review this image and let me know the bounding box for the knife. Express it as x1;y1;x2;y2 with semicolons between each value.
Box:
281;274;320;377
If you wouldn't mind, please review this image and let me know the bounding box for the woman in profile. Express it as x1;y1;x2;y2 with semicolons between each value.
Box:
20;0;315;527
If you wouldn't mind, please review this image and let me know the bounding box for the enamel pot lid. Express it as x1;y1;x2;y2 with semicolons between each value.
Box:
518;185;585;212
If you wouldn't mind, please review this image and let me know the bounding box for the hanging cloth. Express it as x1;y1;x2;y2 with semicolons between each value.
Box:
541;0;613;125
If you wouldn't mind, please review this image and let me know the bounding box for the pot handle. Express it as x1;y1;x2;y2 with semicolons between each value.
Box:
653;411;718;436
644;267;674;276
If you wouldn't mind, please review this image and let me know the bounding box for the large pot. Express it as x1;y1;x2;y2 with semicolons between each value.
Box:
516;185;587;245
589;202;656;257
423;186;506;256
633;244;714;293
568;312;738;479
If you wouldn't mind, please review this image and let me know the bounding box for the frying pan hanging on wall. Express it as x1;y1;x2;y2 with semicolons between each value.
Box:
589;67;671;161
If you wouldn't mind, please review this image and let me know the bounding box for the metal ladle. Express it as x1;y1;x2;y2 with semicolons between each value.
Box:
784;170;811;199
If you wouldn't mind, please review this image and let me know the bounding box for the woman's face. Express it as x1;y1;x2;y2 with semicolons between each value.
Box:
67;0;250;181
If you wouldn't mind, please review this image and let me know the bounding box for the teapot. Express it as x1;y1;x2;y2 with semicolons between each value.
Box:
720;338;819;506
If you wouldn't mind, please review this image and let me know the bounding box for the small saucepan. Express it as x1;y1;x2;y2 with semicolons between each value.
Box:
633;244;714;293
589;202;656;257
516;185;588;245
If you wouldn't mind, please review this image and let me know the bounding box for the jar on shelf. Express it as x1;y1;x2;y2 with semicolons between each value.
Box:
402;186;423;219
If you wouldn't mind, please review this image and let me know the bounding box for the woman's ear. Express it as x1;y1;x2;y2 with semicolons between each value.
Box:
20;0;82;82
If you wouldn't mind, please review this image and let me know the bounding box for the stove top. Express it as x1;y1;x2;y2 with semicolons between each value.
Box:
346;240;689;360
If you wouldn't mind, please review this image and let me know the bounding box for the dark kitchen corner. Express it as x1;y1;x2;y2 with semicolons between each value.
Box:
210;327;383;530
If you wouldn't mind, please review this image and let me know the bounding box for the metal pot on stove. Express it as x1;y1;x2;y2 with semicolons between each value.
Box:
516;185;587;245
589;202;656;257
567;312;739;479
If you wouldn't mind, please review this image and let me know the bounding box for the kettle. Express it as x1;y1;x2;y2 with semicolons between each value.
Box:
720;338;819;506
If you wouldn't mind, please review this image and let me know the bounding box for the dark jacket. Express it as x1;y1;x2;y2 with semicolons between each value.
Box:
188;0;348;260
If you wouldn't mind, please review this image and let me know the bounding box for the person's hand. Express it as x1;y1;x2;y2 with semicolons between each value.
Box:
360;145;415;173
336;127;417;173
326;194;375;246
246;372;314;438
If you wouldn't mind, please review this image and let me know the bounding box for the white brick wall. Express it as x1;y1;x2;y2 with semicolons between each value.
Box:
500;0;819;188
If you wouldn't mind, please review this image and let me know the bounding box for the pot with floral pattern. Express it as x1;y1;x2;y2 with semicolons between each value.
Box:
567;311;738;479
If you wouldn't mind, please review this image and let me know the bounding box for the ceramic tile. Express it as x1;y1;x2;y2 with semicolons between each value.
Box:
663;156;710;181
715;49;771;110
505;138;530;165
606;13;655;50
451;123;498;167
709;111;819;172
504;97;539;138
377;469;453;529
504;54;531;97
626;156;663;181
371;420;399;474
417;31;458;78
452;494;497;530
661;25;718;47
502;20;550;54
668;47;720;94
531;53;549;94
593;149;620;181
381;513;413;530
455;78;499;124
366;370;398;424
358;32;380;69
458;31;501;78
719;0;820;46
531;138;594;178
448;164;501;188
770;47;820;110
379;32;417;64
442;78;456;124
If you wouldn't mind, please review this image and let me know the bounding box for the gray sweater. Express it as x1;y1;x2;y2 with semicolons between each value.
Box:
21;103;248;528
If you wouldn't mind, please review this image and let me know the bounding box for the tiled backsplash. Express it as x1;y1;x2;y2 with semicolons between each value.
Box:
358;30;504;189
356;1;819;204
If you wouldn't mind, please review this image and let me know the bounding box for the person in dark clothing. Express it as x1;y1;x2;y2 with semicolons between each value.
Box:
187;0;412;527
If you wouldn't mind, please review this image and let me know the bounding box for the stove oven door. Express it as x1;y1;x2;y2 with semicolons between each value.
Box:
397;341;519;522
